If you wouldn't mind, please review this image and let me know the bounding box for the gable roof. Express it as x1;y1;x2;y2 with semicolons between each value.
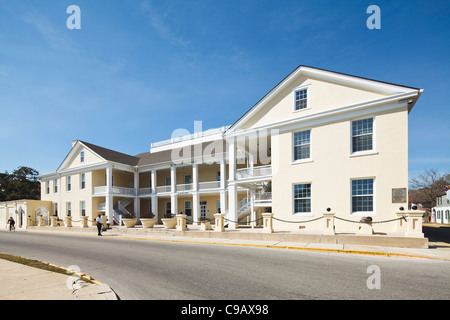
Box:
225;65;422;133
79;141;140;166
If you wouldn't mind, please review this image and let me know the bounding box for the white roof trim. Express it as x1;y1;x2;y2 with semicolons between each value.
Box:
226;66;420;133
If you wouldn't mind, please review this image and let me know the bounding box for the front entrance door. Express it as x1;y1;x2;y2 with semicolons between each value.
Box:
200;201;207;219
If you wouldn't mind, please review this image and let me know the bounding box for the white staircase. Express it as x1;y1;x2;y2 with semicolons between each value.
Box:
113;198;134;225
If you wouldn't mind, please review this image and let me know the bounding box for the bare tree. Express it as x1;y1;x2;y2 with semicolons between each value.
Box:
409;169;450;208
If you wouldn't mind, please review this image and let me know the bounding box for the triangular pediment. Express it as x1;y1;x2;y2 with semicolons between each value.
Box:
226;65;421;133
56;141;107;172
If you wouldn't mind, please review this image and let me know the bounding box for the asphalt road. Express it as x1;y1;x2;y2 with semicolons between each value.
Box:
423;225;450;243
0;230;449;300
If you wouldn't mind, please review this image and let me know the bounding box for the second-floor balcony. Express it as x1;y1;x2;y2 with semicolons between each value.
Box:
236;165;272;180
93;186;135;196
137;180;223;196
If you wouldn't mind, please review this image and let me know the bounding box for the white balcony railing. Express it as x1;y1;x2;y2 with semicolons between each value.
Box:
254;192;272;203
138;187;154;195
198;181;221;190
156;185;171;193
236;165;272;180
93;186;135;196
176;183;193;192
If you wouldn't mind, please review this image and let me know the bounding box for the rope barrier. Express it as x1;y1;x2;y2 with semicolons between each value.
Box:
273;216;324;224
224;217;264;224
334;216;407;224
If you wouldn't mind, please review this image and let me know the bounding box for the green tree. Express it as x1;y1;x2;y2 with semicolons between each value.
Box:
0;166;40;201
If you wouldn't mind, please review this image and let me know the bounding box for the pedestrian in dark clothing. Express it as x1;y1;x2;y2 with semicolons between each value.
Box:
96;214;103;236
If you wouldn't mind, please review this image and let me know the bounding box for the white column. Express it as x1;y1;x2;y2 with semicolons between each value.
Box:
134;170;139;219
193;192;200;224
250;190;255;228
220;158;226;213
171;166;176;194
192;162;198;192
151;195;158;221
171;166;177;215
227;138;238;228
150;169;157;194
171;194;178;215
105;166;113;224
228;184;238;229
229;137;236;181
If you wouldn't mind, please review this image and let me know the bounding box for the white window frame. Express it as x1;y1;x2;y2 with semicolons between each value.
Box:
46;180;50;194
67;176;71;192
184;200;192;216
66;202;71;217
80;150;85;163
292;84;311;112
80;201;86;217
292;129;312;163
293;182;312;216
54;179;58;194
350;177;375;216
350;117;377;157
80;173;86;190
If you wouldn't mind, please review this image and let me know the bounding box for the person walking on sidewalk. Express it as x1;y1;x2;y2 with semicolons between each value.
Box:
96;214;103;236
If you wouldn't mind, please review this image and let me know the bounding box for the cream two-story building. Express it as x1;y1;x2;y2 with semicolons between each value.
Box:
36;65;423;235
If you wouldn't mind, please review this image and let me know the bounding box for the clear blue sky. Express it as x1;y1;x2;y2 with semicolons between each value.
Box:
0;0;449;182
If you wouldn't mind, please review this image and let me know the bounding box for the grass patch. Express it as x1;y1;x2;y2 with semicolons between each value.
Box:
0;253;75;277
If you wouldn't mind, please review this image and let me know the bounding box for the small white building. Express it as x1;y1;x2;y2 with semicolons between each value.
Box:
431;190;450;224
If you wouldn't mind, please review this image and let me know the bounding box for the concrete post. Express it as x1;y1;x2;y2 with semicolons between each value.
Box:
50;216;58;227
65;216;72;227
176;213;187;231
261;213;274;233
323;212;335;235
214;213;225;232
406;211;425;238
81;216;89;228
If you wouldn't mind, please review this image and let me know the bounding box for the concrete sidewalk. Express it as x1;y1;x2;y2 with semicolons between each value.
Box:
0;258;118;300
2;226;450;300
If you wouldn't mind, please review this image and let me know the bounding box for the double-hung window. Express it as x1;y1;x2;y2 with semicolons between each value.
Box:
294;183;311;214
80;151;85;163
184;201;192;216
66;202;71;217
54;179;58;193
80;201;86;216
294;86;310;111
293;130;311;161
67;176;71;192
80;173;86;190
352;118;373;153
46;181;50;194
351;178;374;213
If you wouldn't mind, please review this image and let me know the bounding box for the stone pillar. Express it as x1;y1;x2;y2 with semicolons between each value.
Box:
214;213;225;232
406;211;425;238
323;212;335;235
50;216;58;227
65;216;72;227
262;213;274;233
176;213;187;231
396;212;408;234
81;216;89;228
